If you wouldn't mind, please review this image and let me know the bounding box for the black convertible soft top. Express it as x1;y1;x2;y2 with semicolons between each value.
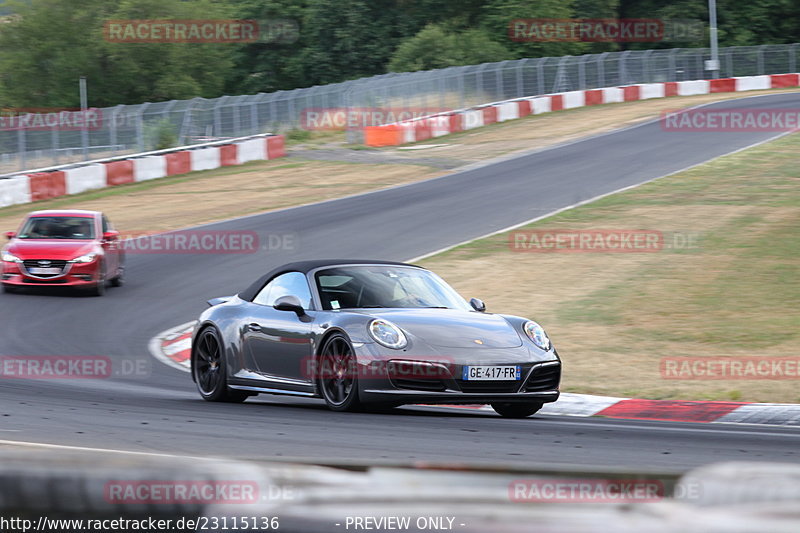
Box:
238;259;417;302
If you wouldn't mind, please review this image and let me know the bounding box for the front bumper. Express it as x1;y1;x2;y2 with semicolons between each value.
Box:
1;260;100;287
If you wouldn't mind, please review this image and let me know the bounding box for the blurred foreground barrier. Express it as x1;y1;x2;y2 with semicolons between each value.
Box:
1;444;799;533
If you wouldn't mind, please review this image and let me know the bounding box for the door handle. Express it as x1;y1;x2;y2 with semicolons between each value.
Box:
246;323;262;332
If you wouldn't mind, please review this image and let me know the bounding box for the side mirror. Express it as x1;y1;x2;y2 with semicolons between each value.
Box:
273;295;305;316
4;231;15;240
469;298;486;312
103;230;120;241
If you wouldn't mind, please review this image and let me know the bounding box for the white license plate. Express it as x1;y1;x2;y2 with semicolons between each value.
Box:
28;267;61;275
462;365;521;381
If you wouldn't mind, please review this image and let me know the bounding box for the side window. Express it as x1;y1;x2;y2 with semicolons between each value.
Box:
101;216;111;233
253;272;313;309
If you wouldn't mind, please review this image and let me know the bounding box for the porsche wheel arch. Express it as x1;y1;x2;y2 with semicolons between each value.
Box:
190;320;221;383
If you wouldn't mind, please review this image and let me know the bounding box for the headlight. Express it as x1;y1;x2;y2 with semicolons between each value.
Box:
69;252;98;264
523;321;551;351
1;250;20;263
368;319;408;350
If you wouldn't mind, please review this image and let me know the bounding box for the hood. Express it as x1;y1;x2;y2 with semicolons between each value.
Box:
6;239;97;261
364;308;523;349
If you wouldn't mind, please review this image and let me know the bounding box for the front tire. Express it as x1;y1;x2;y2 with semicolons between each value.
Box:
1;284;17;294
491;402;543;418
317;333;363;412
88;263;106;296
192;326;248;403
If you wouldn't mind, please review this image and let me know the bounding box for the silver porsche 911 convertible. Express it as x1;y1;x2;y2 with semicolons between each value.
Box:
191;260;561;418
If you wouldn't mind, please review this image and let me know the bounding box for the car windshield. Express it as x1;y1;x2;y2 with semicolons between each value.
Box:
315;265;471;311
17;216;95;240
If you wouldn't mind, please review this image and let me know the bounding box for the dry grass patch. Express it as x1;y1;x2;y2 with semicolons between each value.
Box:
421;132;800;403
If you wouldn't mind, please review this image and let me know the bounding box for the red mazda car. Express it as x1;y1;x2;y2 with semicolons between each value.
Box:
1;210;124;296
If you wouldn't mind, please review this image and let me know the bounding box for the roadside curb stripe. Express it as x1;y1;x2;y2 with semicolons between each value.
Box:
594;399;745;423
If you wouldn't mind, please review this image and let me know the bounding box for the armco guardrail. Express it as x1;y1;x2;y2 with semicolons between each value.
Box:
0;133;285;209
363;73;800;146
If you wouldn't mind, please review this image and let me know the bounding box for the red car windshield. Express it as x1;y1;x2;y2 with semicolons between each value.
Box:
17;216;96;240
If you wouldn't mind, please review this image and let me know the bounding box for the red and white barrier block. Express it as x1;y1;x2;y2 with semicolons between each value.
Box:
365;73;800;146
1;134;286;209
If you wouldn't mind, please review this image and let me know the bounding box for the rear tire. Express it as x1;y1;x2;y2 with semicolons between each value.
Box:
491;402;543;418
317;333;363;412
192;326;249;403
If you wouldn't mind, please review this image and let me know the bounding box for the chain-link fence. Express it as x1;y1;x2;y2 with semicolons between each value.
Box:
1;43;797;174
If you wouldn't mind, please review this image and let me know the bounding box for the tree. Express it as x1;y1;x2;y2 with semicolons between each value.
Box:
0;0;236;107
388;24;512;72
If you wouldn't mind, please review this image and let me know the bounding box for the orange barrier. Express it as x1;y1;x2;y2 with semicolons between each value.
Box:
517;100;532;117
482;106;498;125
219;144;239;166
266;135;286;158
584;89;604;106
623;86;640;101
28;171;66;201
550;95;564;112
770;73;799;88
165;151;191;176
364;126;402;147
710;78;736;93
104;160;134;186
664;82;679;97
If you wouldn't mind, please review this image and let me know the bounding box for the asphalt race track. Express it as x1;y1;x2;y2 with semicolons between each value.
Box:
1;93;799;472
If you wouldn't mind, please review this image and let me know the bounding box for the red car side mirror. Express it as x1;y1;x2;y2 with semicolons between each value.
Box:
102;230;120;241
4;231;15;240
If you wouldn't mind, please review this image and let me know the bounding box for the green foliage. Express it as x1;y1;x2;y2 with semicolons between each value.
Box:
0;0;235;107
1;0;798;108
388;24;512;72
145;118;178;151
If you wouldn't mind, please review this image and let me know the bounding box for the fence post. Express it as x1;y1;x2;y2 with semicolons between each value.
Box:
668;48;678;80
17;128;25;172
109;105;122;156
136;103;149;152
537;58;546;95
790;43;798;73
757;44;766;75
597;53;607;88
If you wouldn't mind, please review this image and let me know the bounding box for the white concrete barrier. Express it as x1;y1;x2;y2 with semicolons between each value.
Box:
0;176;31;207
602;87;625;104
235;138;266;163
562;91;585;109
400;122;416;144
639;83;666;99
529;96;552;115
462;110;485;130
736;75;771;91
190;147;221;171
133;156;167;182
65;164;106;195
496;102;519;122
677;80;710;96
